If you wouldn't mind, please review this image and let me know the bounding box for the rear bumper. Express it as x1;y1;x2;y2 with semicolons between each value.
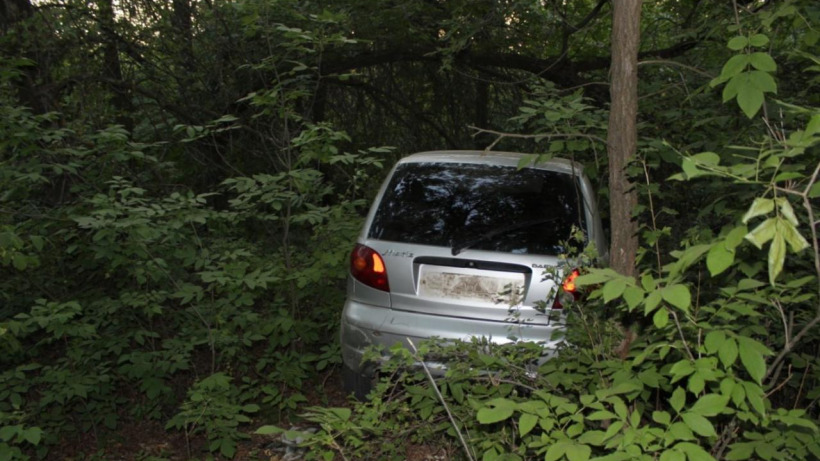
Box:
340;299;564;376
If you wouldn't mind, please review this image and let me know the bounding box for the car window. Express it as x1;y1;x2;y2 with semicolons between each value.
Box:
368;162;586;255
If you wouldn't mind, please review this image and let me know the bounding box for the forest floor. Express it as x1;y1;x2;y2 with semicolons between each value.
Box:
58;369;349;461
58;368;452;460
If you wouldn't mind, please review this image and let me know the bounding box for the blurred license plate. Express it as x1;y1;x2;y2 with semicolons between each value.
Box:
419;268;524;305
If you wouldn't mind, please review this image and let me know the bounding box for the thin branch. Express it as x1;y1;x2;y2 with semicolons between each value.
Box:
766;315;820;382
641;158;663;276
671;310;695;360
765;365;793;398
637;59;715;79
569;0;608;32
468;125;607;151
801;161;820;313
407;339;476;461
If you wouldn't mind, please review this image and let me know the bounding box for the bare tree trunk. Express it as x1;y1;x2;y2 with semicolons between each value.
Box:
607;0;641;277
172;0;194;71
98;0;133;128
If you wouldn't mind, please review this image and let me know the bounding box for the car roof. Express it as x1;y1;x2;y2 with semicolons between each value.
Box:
397;150;585;175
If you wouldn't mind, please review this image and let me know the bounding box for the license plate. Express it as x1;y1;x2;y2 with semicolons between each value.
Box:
419;267;524;305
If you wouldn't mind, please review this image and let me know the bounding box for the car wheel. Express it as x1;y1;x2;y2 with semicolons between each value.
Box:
341;365;373;401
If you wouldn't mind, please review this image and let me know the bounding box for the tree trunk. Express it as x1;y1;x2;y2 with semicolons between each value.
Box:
98;0;133;128
172;0;194;71
606;0;641;277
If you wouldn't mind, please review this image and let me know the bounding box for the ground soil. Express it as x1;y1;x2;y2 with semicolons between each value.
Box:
56;367;453;460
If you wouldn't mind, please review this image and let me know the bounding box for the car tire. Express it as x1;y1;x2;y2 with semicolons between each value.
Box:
341;365;373;401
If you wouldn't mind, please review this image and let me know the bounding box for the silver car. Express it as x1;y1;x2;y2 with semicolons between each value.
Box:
339;151;605;398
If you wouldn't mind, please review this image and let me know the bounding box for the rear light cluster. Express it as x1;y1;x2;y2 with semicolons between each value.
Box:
552;268;580;309
350;244;389;292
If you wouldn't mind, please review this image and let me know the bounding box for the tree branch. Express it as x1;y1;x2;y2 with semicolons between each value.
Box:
320;40;701;90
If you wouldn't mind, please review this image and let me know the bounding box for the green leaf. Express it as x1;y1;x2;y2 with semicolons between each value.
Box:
725;442;756;460
707;243;734;276
644;290;662;314
688;372;706;395
748;70;777;93
777;199;799;225
660;449;686;461
578;430;605;446
0;425;20;442
750;34;770;47
691;152;721;166
738;337;767;384
743;198;775;224
662;284;691;311
256;425;285;435
566;444;591;461
719;339;739;368
575;268;620;286
477;399;515;424
587;410;618;421
767;232;786;285
668;422;695;441
682;412;717;437
745;218;777;249
749;53;777;72
737;84;764;119
704;331;726;354
518;413;537;437
743;381;766;414
544;442;570;461
690;394;729;417
653;308;669;328
670;387;686;413
603;279;627;303
725;225;749;249
329;407;350;420
242;404;261;413
517;155;534;169
677;442;717;461
681;157;704;179
30;236;44;251
11;254;27;271
716;55;750;84
727;36;749;50
22;427;42;445
722;74;742;101
610;397;628;420
623;286;645;311
653;411;672;426
810;182;820;198
219;438;237;459
641;274;656;291
779;219;810;253
602;421;624;442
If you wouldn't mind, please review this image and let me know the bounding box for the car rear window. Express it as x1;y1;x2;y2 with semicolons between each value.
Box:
368;162;586;255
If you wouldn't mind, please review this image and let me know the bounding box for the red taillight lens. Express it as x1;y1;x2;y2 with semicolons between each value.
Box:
350;244;389;292
552;268;581;309
562;269;580;294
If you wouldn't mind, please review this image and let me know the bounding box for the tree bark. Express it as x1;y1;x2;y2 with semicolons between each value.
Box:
98;0;133;128
606;0;641;277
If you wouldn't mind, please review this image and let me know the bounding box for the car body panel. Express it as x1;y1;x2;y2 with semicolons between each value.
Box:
341;150;605;375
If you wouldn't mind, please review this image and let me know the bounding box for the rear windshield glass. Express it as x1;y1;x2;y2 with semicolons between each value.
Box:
368;162;586;255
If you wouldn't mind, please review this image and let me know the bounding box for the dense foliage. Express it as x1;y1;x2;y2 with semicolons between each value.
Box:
0;0;818;459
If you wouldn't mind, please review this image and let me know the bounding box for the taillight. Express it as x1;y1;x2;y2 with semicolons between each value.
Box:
552;268;580;309
350;244;389;292
562;269;579;294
